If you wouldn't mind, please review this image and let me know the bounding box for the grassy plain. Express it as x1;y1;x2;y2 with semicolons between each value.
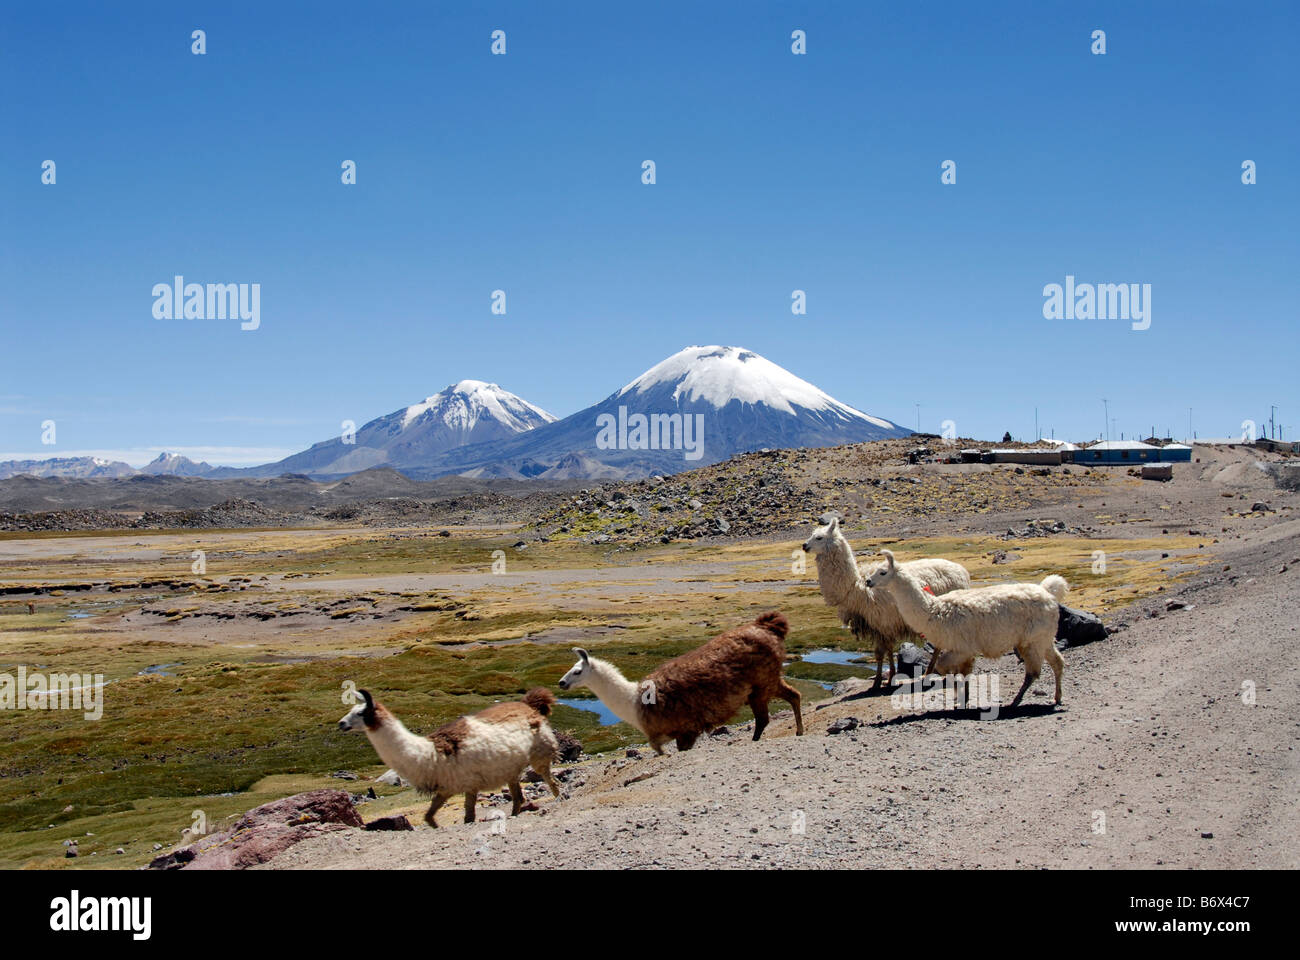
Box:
0;525;1204;868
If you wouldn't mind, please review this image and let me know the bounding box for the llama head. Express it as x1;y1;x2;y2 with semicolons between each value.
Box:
863;549;897;588
557;648;592;691
338;688;378;731
801;517;840;554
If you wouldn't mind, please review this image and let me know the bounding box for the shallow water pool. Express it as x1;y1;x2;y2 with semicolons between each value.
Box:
555;697;623;726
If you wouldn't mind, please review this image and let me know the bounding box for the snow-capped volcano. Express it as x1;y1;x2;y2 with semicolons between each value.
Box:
402;345;911;480
619;346;897;427
244;381;555;478
399;380;555;433
16;350;907;483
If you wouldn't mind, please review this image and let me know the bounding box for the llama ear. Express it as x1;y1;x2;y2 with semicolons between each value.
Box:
573;648;589;662
358;689;376;721
827;517;839;531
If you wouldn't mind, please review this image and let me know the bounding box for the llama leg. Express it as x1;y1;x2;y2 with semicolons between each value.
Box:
424;793;448;829
1046;646;1066;705
871;648;884;690
649;736;667;756
675;732;699;752
1012;646;1044;708
1010;668;1038;708
533;759;561;798
508;780;525;816
748;693;770;741
463;791;477;824
544;771;562;798
778;679;804;735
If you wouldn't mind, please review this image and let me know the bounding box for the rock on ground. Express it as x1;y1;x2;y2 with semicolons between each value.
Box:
149;788;363;870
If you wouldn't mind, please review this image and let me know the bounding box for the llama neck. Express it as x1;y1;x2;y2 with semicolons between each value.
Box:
364;710;438;781
815;537;862;606
584;660;645;732
883;568;935;628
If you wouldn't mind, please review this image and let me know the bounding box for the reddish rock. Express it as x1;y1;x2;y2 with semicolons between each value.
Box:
149;789;364;870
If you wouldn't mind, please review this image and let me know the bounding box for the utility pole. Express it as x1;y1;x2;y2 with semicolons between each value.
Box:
1035;407;1039;441
1103;399;1109;443
915;402;920;433
1271;405;1277;440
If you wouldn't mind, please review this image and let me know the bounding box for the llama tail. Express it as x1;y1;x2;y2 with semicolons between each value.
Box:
1040;575;1069;601
522;687;556;716
755;610;789;639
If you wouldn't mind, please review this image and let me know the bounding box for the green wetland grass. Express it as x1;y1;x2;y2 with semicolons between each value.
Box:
0;526;1203;868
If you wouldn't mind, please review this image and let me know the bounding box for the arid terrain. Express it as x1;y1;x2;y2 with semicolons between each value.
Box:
0;440;1295;869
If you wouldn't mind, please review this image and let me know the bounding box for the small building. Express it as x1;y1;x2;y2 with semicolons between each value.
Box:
1038;438;1078;462
1255;438;1300;454
1078;440;1162;464
988;448;1063;466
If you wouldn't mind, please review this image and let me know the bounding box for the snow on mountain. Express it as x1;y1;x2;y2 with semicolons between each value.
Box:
0;456;138;480
399;380;556;432
244;381;556;478
0;452;214;480
618;346;896;427
140;452;216;476
403;345;912;480
2;351;910;485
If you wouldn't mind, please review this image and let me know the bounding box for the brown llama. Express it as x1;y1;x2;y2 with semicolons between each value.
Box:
558;611;804;754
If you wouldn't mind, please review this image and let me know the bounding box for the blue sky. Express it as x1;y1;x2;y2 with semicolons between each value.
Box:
2;1;1296;465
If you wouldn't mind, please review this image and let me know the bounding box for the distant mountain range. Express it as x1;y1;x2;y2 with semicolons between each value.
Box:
0;347;911;482
0;452;215;481
0;456;138;480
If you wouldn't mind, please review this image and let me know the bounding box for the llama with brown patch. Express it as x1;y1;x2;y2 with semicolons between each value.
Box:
338;688;561;828
558;611;803;754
